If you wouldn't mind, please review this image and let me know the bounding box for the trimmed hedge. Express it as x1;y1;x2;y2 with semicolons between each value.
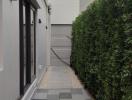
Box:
71;0;132;100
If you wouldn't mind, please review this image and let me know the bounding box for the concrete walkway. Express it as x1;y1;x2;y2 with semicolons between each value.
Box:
31;66;93;100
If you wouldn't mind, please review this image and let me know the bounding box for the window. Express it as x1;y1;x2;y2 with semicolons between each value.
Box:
19;0;38;96
22;3;26;88
31;8;36;82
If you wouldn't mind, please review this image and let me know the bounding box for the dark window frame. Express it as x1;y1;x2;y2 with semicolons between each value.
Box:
30;7;37;83
19;0;37;97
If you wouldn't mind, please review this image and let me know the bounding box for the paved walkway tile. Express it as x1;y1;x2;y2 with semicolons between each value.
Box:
59;92;72;99
31;66;93;100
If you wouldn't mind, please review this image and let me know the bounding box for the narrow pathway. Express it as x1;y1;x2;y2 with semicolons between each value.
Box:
31;66;93;100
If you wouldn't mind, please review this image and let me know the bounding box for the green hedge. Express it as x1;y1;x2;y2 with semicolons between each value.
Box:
71;0;132;100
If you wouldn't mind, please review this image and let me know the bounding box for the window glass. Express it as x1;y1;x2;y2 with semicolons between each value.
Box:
20;1;37;95
30;9;36;80
23;5;27;86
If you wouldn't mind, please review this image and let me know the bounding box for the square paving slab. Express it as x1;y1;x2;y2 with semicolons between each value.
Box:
59;92;72;99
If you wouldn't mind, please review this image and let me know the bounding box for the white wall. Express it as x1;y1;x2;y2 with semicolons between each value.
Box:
35;0;51;88
0;0;51;100
51;0;80;24
50;25;72;66
50;0;79;66
0;0;4;97
36;0;51;67
46;10;51;66
0;0;3;70
0;0;20;100
80;0;94;12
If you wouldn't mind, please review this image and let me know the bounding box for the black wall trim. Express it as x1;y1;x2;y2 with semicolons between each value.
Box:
19;0;24;96
26;2;31;84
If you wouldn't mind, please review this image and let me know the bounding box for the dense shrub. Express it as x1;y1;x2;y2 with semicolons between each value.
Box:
71;0;132;100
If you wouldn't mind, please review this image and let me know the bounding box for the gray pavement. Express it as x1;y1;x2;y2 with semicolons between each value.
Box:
31;66;93;100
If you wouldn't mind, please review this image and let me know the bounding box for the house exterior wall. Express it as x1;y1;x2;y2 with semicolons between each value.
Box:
37;0;50;67
50;0;79;66
0;0;51;100
80;0;95;12
46;10;51;66
51;24;72;66
51;0;80;24
36;0;51;86
0;0;20;100
0;0;3;70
